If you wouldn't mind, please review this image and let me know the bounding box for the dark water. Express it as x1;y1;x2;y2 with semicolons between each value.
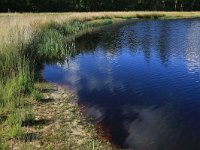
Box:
43;19;200;150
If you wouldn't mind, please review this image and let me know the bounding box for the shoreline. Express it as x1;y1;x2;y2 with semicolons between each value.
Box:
10;82;113;149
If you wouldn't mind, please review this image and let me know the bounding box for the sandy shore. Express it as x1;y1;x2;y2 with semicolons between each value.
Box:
9;83;112;150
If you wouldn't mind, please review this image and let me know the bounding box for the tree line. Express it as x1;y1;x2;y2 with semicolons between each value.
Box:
0;0;200;12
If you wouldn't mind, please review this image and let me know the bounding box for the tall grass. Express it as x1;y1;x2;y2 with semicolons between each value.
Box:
0;15;36;148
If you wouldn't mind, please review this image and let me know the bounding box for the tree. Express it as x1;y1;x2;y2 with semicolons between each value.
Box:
0;0;200;12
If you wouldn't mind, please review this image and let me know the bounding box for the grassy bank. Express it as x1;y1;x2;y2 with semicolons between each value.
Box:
9;83;111;149
1;11;200;149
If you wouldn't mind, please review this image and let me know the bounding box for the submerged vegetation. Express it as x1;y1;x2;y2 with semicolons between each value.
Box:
0;12;200;149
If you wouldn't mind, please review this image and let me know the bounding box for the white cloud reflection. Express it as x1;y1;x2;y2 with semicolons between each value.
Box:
123;105;175;150
61;51;125;95
184;21;200;74
87;105;105;121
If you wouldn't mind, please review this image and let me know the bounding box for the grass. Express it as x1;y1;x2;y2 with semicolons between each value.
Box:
136;13;166;19
31;90;43;101
22;109;35;126
0;11;200;149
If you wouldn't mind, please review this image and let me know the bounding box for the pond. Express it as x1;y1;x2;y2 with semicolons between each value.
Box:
43;19;200;150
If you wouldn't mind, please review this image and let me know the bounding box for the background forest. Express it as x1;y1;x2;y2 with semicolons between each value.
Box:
0;0;200;12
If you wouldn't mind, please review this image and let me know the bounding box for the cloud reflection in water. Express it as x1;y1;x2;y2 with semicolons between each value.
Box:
43;19;200;149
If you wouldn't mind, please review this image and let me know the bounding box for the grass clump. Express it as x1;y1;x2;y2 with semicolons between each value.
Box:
4;111;23;139
32;26;66;62
31;89;43;101
22;109;35;126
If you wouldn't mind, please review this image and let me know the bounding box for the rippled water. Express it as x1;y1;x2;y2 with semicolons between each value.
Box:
43;19;200;150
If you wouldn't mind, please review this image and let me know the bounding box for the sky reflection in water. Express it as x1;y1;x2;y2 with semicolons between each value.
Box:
43;19;200;150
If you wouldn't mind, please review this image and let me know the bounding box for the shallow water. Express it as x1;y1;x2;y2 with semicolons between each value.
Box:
43;19;200;150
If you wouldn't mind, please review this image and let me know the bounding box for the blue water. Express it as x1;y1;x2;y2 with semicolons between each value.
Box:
43;19;200;150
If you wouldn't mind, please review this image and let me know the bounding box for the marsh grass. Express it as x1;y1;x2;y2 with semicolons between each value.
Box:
0;11;200;149
5;111;23;139
31;19;115;64
136;13;166;19
31;89;43;101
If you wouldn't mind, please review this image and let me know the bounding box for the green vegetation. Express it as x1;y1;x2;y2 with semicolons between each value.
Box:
23;109;35;126
0;16;35;147
0;12;200;149
31;90;43;101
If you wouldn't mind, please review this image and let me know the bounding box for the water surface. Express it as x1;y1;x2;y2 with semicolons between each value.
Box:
43;19;200;150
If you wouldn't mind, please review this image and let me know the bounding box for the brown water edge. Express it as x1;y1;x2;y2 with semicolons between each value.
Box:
78;103;120;149
57;83;119;149
78;101;130;150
